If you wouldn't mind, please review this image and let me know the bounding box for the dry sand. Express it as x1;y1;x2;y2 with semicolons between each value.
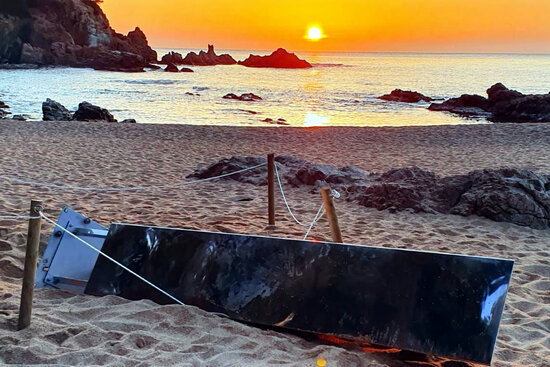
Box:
0;120;549;366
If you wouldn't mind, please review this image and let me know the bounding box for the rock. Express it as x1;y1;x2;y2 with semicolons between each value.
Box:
42;98;71;121
223;93;262;101
0;109;7;118
180;67;194;72
239;48;312;69
378;89;434;103
262;118;289;125
190;156;550;229
120;119;136;123
160;51;183;64
428;94;490;117
0;101;9;109
182;45;236;66
428;83;550;122
0;0;157;70
11;114;26;121
185;92;199;96
164;63;179;72
72;101;116;122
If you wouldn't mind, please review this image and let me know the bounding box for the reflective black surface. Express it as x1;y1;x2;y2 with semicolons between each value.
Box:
85;224;514;364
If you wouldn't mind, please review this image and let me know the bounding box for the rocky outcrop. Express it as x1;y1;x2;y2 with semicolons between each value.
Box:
238;48;312;68
0;99;9;118
120;118;136;123
182;45;236;66
72;101;116;122
0;0;157;71
160;51;183;64
378;89;434;103
429;83;550;122
42;98;71;121
262;118;289;125
190;156;550;229
223;93;262;101
180;67;193;72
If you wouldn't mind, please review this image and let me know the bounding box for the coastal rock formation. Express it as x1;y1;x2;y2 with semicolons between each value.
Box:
0;99;9;118
180;67;194;72
160;51;183;64
120;119;136;123
42;98;71;121
181;45;236;66
239;48;312;68
223;93;262;101
0;0;157;71
190;156;550;229
164;63;179;72
72;101;116;122
378;89;434;103
429;83;550;122
262;118;289;125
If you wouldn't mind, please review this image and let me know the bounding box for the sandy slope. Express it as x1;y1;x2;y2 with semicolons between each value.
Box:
0;120;549;366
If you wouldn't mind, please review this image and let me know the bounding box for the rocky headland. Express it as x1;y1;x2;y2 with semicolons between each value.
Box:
0;0;157;71
180;45;236;66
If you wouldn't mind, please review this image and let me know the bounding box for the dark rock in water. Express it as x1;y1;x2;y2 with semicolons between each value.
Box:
160;51;183;64
262;118;289;125
42;98;71;121
73;101;116;122
120;119;136;124
378;89;434;103
180;67;194;72
182;45;236;66
164;63;179;72
239;48;312;69
11;114;26;121
428;83;550;122
0;109;8;118
223;93;262;101
0;0;157;70
191;156;550;229
185;92;199;96
0;101;9;109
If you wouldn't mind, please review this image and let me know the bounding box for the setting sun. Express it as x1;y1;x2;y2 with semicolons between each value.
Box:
306;26;323;41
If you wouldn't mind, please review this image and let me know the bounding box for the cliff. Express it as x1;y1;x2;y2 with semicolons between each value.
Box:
0;0;157;71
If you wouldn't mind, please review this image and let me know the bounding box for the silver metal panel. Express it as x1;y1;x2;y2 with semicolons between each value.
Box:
35;207;107;294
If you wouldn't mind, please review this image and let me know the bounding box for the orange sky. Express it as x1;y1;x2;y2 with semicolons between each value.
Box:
100;0;550;53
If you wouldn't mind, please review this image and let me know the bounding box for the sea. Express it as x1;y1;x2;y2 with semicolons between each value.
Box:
1;49;550;127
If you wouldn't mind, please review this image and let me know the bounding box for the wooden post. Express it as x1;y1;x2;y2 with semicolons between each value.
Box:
267;153;275;226
321;187;343;243
17;200;43;331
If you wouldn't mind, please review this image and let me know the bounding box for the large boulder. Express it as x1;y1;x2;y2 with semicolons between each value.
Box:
238;48;312;68
72;101;116;122
0;0;157;70
378;89;434;103
181;45;236;66
42;98;71;121
164;63;179;72
428;94;490;117
428;83;550;122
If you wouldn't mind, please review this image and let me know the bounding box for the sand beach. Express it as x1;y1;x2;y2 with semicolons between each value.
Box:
0;120;549;366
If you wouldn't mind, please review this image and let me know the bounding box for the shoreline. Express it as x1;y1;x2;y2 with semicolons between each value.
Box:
0;120;549;366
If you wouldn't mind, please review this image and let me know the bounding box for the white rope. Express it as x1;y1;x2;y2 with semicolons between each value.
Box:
0;214;40;220
39;211;186;306
274;162;318;227
0;163;265;192
303;204;325;240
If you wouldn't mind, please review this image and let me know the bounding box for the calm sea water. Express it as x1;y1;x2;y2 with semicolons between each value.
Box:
1;50;549;126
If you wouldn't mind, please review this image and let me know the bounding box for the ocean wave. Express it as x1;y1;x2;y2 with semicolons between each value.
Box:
124;80;181;85
311;63;348;68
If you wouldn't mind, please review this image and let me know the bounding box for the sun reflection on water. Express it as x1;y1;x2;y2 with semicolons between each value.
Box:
304;112;330;127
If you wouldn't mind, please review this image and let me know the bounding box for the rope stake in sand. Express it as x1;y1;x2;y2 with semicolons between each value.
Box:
303;204;325;240
39;211;186;306
0;163;266;192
